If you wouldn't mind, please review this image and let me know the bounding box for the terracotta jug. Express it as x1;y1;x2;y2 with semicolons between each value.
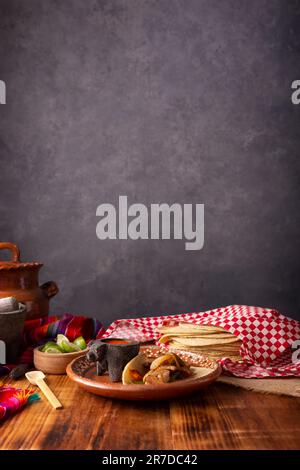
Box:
0;242;59;320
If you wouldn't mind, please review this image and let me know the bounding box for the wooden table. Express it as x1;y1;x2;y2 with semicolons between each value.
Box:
1;374;300;450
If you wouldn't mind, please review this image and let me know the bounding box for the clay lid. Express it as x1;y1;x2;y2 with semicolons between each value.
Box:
0;242;43;271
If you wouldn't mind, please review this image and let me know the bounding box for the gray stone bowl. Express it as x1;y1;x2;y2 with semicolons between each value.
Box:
0;302;27;363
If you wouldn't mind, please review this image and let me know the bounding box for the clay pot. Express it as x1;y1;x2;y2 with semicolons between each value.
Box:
0;302;27;363
0;242;59;320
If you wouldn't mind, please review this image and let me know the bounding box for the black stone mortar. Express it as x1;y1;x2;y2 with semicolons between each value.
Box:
0;302;27;363
87;338;140;382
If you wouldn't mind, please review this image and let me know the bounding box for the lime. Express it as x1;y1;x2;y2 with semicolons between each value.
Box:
44;345;63;354
57;334;81;353
73;336;87;350
56;334;69;346
42;341;60;353
60;340;80;353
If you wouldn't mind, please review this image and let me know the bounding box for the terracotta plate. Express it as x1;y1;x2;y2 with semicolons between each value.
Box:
66;347;221;401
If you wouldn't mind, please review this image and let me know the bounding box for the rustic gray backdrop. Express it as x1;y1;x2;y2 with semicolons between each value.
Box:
1;0;300;324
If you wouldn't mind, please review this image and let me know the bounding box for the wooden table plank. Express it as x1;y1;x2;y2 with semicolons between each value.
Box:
213;383;300;450
170;386;242;449
170;383;300;450
1;376;300;450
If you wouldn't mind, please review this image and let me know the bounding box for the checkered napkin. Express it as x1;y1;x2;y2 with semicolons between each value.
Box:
100;305;300;378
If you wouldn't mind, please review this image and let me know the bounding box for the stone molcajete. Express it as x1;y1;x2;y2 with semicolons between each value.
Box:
86;338;140;382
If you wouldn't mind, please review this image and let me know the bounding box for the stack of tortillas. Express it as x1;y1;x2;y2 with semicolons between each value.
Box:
158;322;242;361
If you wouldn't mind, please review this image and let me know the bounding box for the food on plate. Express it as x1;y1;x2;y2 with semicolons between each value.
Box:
144;353;192;384
122;353;150;384
157;322;242;361
42;334;87;354
66;347;221;399
122;352;193;385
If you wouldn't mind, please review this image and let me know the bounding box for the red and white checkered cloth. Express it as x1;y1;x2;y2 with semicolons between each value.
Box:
100;305;300;378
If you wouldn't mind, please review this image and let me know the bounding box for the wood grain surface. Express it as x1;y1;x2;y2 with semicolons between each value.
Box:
1;374;300;450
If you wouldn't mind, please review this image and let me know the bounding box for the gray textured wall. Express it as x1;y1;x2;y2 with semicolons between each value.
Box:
0;0;299;324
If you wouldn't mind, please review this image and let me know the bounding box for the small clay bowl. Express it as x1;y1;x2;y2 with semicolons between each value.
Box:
34;346;89;375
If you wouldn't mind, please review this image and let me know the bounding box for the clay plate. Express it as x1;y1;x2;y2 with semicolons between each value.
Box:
66;346;221;400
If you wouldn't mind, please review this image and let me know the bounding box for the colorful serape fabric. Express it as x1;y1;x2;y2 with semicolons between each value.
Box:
0;313;105;377
0;387;39;421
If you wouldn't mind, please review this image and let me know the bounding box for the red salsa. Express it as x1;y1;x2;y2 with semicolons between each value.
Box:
106;339;131;345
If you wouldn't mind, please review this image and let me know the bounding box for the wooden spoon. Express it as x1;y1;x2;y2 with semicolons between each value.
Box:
26;371;63;409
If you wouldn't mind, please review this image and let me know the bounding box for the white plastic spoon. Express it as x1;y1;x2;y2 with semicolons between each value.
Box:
26;371;63;409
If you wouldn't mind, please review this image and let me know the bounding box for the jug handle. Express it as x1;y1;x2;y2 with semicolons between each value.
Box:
41;281;59;299
0;242;20;262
